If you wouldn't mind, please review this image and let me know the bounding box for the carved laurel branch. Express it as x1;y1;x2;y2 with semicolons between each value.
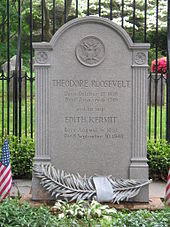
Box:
108;177;150;203
34;164;96;202
34;164;150;203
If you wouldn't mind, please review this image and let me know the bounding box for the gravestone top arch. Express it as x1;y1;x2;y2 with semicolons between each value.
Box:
33;16;149;50
32;16;150;202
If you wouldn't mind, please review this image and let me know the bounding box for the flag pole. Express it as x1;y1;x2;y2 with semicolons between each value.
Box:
4;129;7;140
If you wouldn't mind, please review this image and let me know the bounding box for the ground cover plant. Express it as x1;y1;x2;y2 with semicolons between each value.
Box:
0;198;169;227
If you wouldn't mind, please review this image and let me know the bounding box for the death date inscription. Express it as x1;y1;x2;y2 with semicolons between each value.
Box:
64;127;124;140
63;117;123;140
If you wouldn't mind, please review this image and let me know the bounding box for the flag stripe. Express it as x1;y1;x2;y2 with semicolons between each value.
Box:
1;179;12;199
0;170;12;194
0;187;11;202
167;173;170;181
166;192;170;202
0;177;12;200
166;168;170;206
0;165;11;188
166;188;170;198
0;139;12;201
166;182;170;193
0;178;12;200
0;164;7;179
0;164;10;182
166;197;170;206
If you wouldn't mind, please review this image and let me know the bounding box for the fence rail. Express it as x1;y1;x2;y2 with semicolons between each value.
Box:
0;0;169;141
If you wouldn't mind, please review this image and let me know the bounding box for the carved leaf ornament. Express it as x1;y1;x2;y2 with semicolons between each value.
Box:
34;164;150;204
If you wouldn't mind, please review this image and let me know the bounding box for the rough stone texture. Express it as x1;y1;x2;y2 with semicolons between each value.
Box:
2;55;23;72
109;197;165;210
7;71;26;101
20;195;53;207
2;56;25;100
148;76;165;106
33;17;150;202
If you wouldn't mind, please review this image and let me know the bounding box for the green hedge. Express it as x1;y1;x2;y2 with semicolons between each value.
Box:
147;140;170;181
0;136;34;179
0;136;169;180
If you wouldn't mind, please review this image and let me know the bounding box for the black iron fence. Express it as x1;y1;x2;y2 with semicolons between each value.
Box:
0;70;34;138
148;72;167;140
0;0;170;141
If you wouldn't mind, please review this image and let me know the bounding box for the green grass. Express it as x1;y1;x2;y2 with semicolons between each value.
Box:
0;79;35;137
147;104;166;140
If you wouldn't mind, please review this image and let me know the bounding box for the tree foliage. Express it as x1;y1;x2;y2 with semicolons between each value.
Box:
0;0;168;67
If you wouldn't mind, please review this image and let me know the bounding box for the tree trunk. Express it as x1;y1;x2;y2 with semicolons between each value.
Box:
43;0;52;42
1;11;5;43
62;0;73;24
41;0;73;41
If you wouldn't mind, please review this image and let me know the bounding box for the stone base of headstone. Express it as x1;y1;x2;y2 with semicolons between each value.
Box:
22;194;165;210
148;75;165;106
109;197;164;210
129;185;149;203
32;159;52;201
129;160;149;202
32;177;149;203
32;162;149;202
32;177;53;201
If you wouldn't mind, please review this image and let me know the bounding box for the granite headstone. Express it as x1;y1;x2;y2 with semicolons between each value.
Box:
32;17;150;202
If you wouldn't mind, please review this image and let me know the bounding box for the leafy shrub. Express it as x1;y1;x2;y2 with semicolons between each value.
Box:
0;198;58;226
51;200;170;226
0;136;34;179
0;198;169;226
147;140;170;181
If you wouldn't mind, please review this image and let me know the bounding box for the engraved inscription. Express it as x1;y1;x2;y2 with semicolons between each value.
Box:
63;90;119;104
76;36;105;67
51;77;131;141
135;52;146;65
36;51;48;64
52;79;131;88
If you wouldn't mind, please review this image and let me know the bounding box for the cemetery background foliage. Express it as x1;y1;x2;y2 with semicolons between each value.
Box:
0;0;168;140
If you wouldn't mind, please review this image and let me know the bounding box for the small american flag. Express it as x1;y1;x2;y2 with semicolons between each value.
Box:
0;139;12;201
166;168;170;206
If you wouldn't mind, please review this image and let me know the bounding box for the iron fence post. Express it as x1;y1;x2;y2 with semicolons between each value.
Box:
13;69;18;136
